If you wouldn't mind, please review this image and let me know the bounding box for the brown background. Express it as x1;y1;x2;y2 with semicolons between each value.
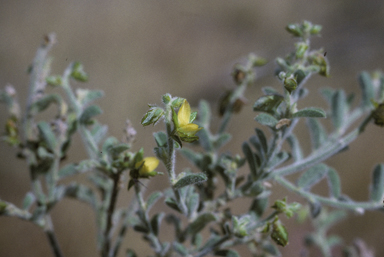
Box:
1;1;384;256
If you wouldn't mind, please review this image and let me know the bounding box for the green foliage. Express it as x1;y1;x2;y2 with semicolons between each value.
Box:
0;21;383;257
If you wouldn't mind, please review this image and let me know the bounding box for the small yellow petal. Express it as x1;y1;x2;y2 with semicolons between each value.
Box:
136;157;159;175
178;100;191;126
179;123;200;133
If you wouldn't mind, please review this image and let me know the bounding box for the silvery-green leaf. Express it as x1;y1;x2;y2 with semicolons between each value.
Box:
242;142;259;179
306;118;327;149
180;148;201;168
253;95;284;114
297;164;328;190
292;107;326;118
165;197;181;213
370;164;384;202
153;131;167;147
186;192;199;218
249;197;268;218
255;113;278;128
150;212;164;236
255;128;268;154
146;191;163;213
29;94;62;115
327;168;341;199
198;100;211;126
320;87;335;105
173;242;188;256
262;86;281;96
213;133;231;150
267;152;290;171
90;123;108;145
37;121;57;152
58;163;77;179
359;71;375;108
79;105;102;124
77;89;104;107
22;192;36;210
331;90;347;130
287;134;303;161
188;213;216;234
173;173;207;190
198;128;213;152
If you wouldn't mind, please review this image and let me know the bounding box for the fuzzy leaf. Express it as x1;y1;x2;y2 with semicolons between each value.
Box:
253;95;284;114
150;212;164;236
153;131;168;147
213;133;231;150
173;173;207;190
164;197;181;213
58;164;77;179
327;168;341;199
214;249;240;257
306;118;327;149
242;142;259;179
180;148;201;168
359;71;375;108
186;192;199;218
146;191;163;213
77;89;104;107
198;100;211;126
267;152;290;171
79;105;102;124
331;90;347;130
297;164;328;190
90;123;108;145
320;87;335;105
255;128;268;154
173;242;188;256
287;134;303;161
188;213;216;235
22;192;36;210
262;86;281;96
370;164;384;202
255;113;278;128
37;121;57;152
29;94;62;115
249;197;268;218
292;107;326;118
198;128;213;152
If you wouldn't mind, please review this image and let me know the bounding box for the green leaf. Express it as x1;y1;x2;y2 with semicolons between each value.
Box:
58;164;77;179
242;142;259;180
150;212;164;236
249;197;268;218
214;249;240;257
77;89;104;107
198;100;211;126
267;152;290;171
186;192;199;217
309;198;322;218
327;168;341;199
255;128;268;154
29;94;62;115
37;121;57;152
255;113;278;128
271;218;288;247
306;118;327;149
180;148;201;168
22;192;36;210
297;164;328;190
146;191;163;213
153;131;167;147
71;61;88;82
331;90;347;130
79;105;102;124
292;107;326;118
287;135;303;161
213;133;231;150
173;242;189;256
164;197;181;213
359;71;375;108
370;164;384;202
253;95;284;114
188;213;216;234
320;87;335;105
126;249;137;257
90;122;108;145
198;128;213;152
173;173;207;190
262;86;281;96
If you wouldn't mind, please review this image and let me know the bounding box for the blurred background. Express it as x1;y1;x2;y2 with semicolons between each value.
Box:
1;0;384;256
